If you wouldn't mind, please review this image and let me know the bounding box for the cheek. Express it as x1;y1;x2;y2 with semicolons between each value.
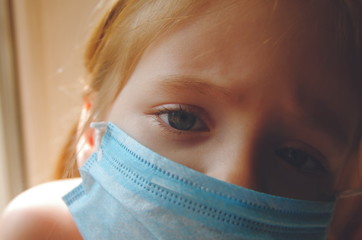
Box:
331;195;362;238
106;82;153;146
107;83;137;126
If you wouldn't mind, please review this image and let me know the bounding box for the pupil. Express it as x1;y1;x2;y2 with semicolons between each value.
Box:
168;111;196;130
276;148;307;168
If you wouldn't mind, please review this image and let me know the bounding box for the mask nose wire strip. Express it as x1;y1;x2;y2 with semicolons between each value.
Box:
90;122;107;161
337;189;362;199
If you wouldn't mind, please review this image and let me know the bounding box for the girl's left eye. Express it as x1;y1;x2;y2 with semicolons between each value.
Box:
157;105;208;131
275;147;326;174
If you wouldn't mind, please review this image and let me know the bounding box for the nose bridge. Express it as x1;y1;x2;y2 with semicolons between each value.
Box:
206;122;267;191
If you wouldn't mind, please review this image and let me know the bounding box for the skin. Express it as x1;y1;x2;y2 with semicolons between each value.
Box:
0;179;82;240
1;1;361;239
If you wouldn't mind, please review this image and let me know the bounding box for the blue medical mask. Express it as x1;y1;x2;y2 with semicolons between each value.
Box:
64;122;336;240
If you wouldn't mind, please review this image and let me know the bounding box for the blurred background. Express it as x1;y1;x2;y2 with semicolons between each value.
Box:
0;0;111;211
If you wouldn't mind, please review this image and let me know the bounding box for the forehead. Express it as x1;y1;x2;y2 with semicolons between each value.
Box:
131;1;361;142
143;1;354;73
141;3;359;92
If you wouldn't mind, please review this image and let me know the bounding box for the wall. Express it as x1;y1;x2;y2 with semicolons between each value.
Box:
12;0;108;187
0;0;24;212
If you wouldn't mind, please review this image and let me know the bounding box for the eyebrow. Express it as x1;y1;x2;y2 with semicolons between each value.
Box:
296;99;351;149
155;74;232;98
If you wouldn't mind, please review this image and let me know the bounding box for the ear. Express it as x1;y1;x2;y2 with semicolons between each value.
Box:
77;101;95;167
84;125;95;148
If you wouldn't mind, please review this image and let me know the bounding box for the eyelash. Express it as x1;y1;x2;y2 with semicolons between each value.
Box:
153;104;209;134
275;147;327;174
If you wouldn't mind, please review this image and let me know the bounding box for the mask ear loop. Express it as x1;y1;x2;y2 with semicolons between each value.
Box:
90;122;107;161
336;189;362;199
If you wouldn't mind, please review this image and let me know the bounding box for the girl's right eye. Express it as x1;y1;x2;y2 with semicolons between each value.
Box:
156;104;208;132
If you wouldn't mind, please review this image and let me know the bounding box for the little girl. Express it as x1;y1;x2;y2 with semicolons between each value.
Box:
1;0;361;239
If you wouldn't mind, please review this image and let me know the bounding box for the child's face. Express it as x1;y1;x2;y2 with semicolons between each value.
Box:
107;1;360;201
